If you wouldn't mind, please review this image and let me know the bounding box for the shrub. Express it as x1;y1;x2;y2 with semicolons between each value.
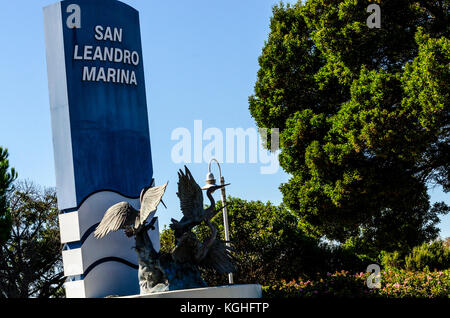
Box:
263;270;450;298
378;269;450;298
379;250;405;270
378;240;450;272
262;271;373;298
263;269;450;298
404;241;450;271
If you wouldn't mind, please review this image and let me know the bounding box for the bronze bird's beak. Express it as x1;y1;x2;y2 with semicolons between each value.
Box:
207;183;230;192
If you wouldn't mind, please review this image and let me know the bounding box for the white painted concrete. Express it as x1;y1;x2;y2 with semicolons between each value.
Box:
120;284;262;299
59;212;81;244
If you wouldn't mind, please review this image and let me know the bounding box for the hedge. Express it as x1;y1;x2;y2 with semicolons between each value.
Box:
263;269;450;298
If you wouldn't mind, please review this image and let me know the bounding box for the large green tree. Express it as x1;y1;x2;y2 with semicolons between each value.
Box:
0;181;64;298
0;147;17;245
249;0;449;248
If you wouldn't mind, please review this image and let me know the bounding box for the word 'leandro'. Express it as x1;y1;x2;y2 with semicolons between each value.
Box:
74;26;139;86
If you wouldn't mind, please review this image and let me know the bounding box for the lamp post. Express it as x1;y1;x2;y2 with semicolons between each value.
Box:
202;158;234;284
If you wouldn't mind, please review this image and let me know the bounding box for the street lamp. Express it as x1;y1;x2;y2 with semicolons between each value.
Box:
202;158;234;284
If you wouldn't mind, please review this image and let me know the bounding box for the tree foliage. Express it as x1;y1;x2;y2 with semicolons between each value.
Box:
249;0;450;246
160;197;403;285
404;240;450;271
0;181;64;298
197;197;321;286
160;225;176;254
0;147;17;245
380;239;450;271
161;197;366;286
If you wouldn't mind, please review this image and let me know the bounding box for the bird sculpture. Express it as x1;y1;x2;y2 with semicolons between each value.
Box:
94;166;236;294
168;166;235;284
94;180;169;294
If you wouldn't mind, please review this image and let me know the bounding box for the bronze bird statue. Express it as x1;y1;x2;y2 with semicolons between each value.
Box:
94;181;169;294
169;166;235;276
95;167;236;293
170;167;228;237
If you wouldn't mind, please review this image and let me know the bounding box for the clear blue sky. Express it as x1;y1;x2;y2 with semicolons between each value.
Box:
0;0;448;238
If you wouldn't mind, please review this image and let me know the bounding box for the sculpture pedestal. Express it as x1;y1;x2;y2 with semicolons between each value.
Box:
120;284;262;298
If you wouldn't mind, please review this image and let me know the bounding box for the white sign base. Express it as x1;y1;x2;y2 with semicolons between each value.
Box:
119;284;262;299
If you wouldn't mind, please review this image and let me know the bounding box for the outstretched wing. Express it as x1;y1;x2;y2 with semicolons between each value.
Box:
94;202;139;239
200;239;236;274
140;182;168;224
177;166;204;220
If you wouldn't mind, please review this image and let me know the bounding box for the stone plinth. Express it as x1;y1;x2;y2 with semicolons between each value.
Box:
120;284;262;298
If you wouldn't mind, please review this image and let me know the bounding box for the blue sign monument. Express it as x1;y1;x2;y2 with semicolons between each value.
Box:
43;0;157;298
